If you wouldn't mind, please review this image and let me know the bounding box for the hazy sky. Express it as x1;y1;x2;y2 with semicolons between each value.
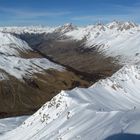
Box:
0;0;139;26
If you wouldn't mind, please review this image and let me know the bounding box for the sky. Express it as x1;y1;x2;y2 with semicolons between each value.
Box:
0;0;140;26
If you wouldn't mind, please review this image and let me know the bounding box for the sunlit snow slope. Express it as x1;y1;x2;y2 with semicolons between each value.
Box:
0;32;63;79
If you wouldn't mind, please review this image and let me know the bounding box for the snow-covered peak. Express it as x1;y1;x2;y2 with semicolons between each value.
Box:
65;24;107;40
55;23;77;34
120;21;138;30
107;21;138;30
107;20;121;29
85;25;140;64
94;22;106;30
64;21;139;42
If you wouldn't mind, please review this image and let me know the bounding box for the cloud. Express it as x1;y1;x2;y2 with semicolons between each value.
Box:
0;7;71;19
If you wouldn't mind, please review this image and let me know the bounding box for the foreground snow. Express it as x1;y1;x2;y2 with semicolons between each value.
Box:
1;64;140;140
0;116;29;135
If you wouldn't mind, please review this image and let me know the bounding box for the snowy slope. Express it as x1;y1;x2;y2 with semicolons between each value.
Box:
65;22;140;64
0;56;63;79
0;32;32;56
85;27;140;64
0;32;64;79
1;64;140;140
0;116;29;135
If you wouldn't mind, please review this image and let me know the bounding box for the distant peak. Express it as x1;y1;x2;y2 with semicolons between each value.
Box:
107;21;138;30
63;23;73;27
55;23;77;33
123;21;138;27
96;21;104;26
94;22;106;31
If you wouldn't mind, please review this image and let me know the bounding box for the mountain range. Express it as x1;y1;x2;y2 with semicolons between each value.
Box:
0;21;140;140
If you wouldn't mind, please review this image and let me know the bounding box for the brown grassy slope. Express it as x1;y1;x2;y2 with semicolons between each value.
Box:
0;69;89;118
37;39;121;78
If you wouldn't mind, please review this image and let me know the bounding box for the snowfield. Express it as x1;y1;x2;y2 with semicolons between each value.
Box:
0;21;140;140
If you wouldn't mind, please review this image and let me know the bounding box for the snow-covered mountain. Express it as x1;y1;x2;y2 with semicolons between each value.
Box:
0;32;63;79
54;23;77;34
0;21;140;140
1;64;140;140
65;21;140;64
3;21;140;63
1;21;139;64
